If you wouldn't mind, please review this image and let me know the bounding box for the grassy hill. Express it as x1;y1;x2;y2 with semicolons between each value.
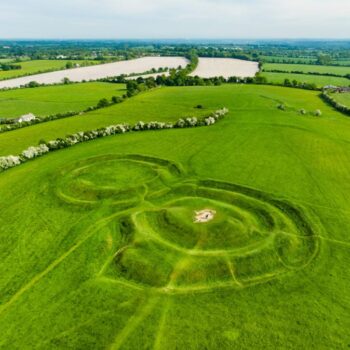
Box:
0;82;125;119
0;84;350;349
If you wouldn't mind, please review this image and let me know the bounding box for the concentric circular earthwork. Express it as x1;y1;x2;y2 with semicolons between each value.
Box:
55;154;321;294
55;154;184;207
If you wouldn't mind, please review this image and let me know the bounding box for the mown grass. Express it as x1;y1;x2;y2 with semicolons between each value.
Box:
0;82;125;119
0;59;100;80
0;84;350;349
261;71;350;87
264;63;350;76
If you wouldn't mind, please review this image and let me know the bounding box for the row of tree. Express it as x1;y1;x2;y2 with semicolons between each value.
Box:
263;68;350;80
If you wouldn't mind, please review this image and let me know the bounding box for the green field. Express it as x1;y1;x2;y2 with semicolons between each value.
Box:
0;58;13;63
335;60;350;66
0;82;125;119
332;92;350;107
0;86;218;155
264;63;350;76
0;60;100;80
261;71;350;88
259;56;317;64
1;83;350;349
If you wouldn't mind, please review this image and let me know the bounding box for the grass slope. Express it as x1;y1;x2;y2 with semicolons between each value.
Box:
261;72;350;88
0;82;125;119
0;60;100;80
264;63;350;76
0;85;350;349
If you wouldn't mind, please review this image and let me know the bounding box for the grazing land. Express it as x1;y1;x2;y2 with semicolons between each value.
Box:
263;63;350;76
0;59;100;80
0;57;189;89
1;83;350;349
0;82;125;119
261;71;350;87
190;58;259;78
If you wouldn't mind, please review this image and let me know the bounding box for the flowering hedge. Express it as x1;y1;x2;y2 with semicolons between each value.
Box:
0;108;229;173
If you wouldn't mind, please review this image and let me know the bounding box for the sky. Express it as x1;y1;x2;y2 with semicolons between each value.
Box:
0;0;349;39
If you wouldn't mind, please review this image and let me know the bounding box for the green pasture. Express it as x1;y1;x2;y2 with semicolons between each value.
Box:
0;82;125;119
261;71;350;87
0;84;350;349
264;63;350;76
259;55;316;64
0;59;13;63
332;92;350;107
0;85;219;155
0;60;100;80
334;59;350;66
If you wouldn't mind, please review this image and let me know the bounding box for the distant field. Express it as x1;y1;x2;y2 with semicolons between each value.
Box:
190;58;259;78
1;84;350;349
332;92;350;107
264;63;350;76
0;57;189;89
0;60;100;80
334;60;350;66
0;58;13;63
261;72;350;88
260;56;316;64
0;82;125;119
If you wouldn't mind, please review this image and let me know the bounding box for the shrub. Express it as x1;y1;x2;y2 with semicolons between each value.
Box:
111;96;123;104
97;98;110;108
175;119;186;128
26;81;40;88
0;155;21;171
314;109;322;117
21;144;49;160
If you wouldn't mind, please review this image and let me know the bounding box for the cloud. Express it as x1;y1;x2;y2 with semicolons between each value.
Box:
0;0;349;38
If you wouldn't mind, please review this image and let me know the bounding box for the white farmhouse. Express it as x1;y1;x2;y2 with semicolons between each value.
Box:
15;113;36;123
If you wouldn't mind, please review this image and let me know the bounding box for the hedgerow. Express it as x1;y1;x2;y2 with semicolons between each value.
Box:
320;91;350;116
0;108;229;173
